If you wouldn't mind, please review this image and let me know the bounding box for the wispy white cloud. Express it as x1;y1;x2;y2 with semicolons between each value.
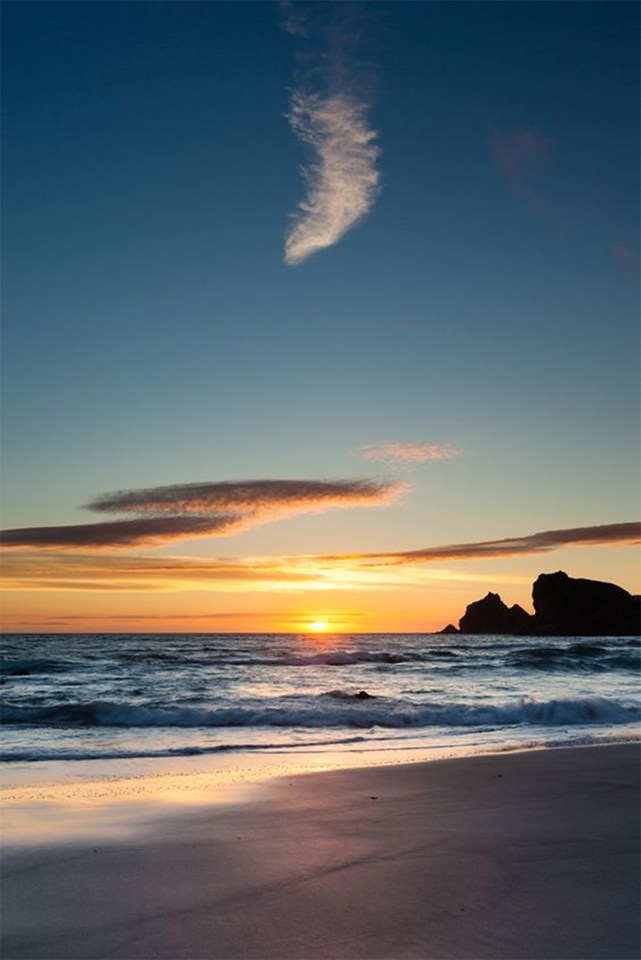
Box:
285;92;380;265
361;442;461;465
283;4;380;265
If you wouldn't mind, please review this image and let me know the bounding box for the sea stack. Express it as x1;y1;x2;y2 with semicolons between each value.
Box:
444;571;641;636
458;592;534;635
532;571;641;637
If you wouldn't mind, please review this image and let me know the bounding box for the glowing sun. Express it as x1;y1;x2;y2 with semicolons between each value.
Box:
308;620;329;633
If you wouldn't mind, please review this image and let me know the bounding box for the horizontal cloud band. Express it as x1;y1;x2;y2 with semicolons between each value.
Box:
1;478;401;550
333;522;641;566
87;478;395;515
0;516;239;550
1;522;637;595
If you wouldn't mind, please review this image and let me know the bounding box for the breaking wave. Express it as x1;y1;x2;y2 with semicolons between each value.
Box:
506;642;640;672
0;658;73;677
0;733;369;764
3;633;638;768
108;648;416;668
3;695;638;730
252;650;413;666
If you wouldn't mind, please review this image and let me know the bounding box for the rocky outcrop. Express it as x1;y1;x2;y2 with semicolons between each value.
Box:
458;592;534;635
442;571;640;636
532;571;640;637
439;623;459;635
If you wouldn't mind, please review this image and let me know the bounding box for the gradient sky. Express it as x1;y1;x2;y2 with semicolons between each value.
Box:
2;1;639;633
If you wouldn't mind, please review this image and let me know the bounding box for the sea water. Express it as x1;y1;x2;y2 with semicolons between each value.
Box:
2;632;639;766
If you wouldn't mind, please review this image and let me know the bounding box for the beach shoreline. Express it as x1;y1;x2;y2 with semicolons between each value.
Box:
2;727;637;847
2;742;639;959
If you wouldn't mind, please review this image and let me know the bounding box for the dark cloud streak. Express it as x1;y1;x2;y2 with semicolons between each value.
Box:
1;478;400;550
88;479;393;515
338;522;641;566
0;516;238;549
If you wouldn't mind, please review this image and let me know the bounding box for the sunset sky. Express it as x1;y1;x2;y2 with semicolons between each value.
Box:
2;1;639;633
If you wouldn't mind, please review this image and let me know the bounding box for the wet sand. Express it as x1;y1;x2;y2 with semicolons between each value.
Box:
2;743;639;959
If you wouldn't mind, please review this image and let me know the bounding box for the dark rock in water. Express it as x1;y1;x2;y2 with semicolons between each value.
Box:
439;623;459;635
532;571;641;637
325;689;376;701
459;592;534;635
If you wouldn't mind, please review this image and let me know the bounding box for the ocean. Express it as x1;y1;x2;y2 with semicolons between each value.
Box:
2;632;639;767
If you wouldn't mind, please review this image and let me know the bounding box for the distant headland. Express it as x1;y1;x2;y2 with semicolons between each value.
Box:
441;571;641;636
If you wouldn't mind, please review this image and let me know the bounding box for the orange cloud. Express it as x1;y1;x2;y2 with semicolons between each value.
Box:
1;478;401;551
2;523;637;597
0;517;237;550
361;442;461;464
0;552;322;592
327;522;641;567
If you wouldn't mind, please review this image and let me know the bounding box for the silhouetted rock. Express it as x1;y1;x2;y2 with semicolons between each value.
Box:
324;689;377;701
439;623;459;635
532;571;640;636
458;592;534;635
441;571;641;636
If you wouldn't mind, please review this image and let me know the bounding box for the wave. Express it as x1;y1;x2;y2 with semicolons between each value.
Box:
109;648;418;669
3;695;639;730
506;642;641;672
0;733;369;764
252;650;414;666
8;639;635;678
0;658;72;677
3;729;640;765
117;651;192;665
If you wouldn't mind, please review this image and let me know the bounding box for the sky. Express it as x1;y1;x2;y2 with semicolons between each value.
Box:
1;0;639;634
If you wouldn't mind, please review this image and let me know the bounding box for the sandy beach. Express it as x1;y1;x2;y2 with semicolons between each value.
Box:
1;743;639;960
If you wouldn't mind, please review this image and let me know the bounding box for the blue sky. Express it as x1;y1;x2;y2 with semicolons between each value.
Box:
1;1;639;631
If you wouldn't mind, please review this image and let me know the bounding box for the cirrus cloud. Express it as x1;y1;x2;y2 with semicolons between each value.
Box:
285;92;380;265
283;4;380;265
